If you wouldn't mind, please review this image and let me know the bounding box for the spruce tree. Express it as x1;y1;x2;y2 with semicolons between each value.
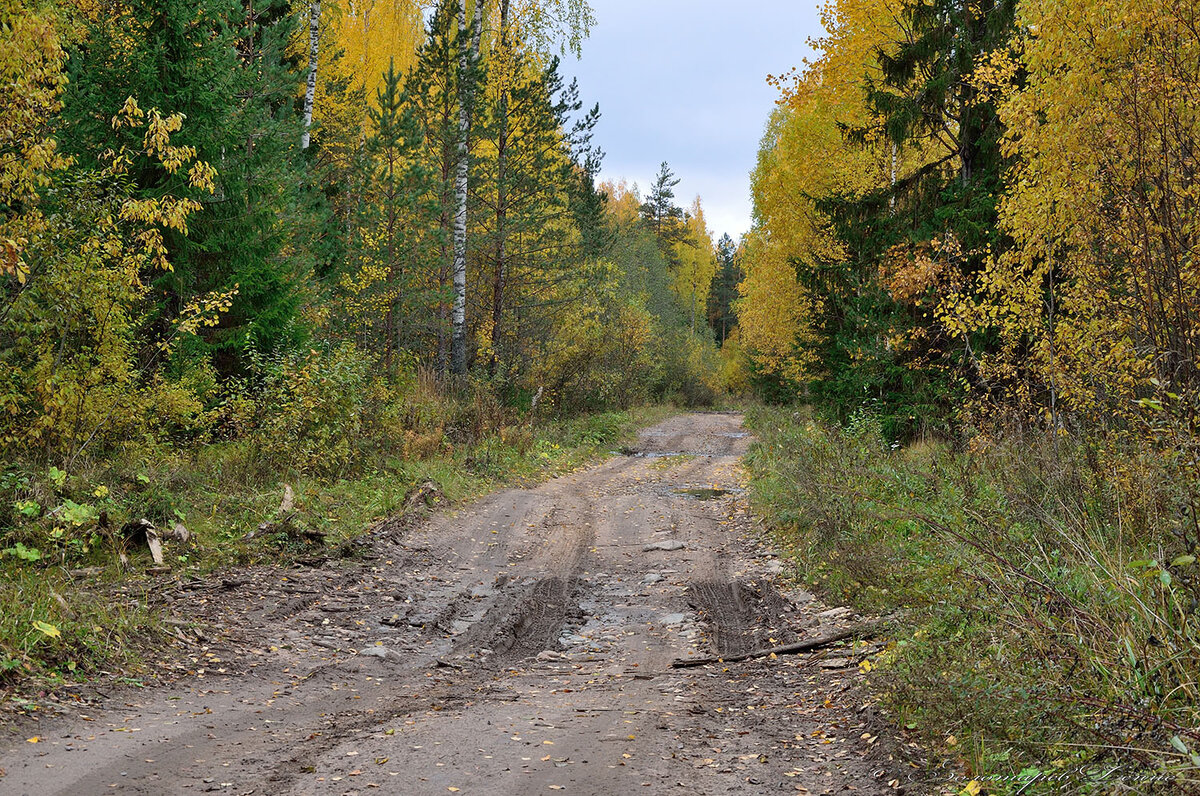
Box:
706;233;741;346
60;0;325;372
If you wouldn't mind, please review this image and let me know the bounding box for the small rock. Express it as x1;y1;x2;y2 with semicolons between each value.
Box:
765;560;784;575
642;540;686;552
660;613;687;626
819;657;852;669
536;650;563;662
642;573;665;585
359;646;402;662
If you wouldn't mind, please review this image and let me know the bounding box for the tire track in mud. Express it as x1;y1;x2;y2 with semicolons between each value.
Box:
687;579;800;657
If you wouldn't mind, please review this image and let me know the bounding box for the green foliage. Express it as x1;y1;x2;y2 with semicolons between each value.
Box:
745;406;1200;791
707;234;741;346
60;0;322;369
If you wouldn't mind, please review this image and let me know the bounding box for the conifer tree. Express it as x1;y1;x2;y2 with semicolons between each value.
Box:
406;0;476;370
475;54;593;381
707;233;741;346
341;60;438;369
60;0;325;372
640;161;682;243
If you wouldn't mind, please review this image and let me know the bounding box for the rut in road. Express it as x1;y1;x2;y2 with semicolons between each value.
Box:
0;413;914;796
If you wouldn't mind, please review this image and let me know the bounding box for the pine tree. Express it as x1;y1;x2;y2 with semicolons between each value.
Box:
342;59;438;370
640;161;682;243
475;54;591;382
406;0;477;370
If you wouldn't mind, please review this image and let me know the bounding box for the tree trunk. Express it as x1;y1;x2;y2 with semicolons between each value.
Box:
301;0;320;150
490;0;511;377
450;0;476;375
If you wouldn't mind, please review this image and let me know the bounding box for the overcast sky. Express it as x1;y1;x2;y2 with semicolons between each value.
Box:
563;1;825;242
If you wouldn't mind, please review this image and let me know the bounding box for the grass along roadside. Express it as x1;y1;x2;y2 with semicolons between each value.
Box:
742;405;1200;795
0;404;676;697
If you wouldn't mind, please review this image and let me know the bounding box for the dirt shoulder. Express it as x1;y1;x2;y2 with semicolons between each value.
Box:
0;412;918;795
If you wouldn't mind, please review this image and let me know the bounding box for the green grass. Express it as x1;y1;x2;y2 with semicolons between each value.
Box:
743;405;1200;794
0;404;676;694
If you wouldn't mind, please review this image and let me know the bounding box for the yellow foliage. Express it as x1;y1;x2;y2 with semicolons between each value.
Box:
0;3;70;287
719;331;752;395
670;198;717;330
947;0;1200;424
308;0;424;156
736;230;821;382
599;180;642;228
741;0;928;383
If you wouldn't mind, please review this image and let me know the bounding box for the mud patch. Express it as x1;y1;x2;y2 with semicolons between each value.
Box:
687;579;801;657
453;576;583;662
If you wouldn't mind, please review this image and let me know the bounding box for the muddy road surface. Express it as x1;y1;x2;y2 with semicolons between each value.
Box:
1;413;910;795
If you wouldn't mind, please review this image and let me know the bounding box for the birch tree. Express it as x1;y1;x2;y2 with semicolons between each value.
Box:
449;0;479;374
301;0;320;149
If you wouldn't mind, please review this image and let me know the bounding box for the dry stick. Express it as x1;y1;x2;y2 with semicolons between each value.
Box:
670;619;886;669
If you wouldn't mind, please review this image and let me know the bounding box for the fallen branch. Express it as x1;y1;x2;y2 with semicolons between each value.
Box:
670;619;886;669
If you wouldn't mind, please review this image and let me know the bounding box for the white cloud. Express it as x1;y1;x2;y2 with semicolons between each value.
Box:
564;0;824;238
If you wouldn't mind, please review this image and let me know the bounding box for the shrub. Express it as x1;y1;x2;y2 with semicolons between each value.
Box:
745;406;1200;791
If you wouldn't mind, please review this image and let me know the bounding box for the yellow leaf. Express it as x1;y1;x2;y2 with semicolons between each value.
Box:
33;620;60;639
961;781;982;796
26;736;40;743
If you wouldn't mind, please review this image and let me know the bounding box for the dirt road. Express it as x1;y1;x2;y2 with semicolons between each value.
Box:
1;413;909;795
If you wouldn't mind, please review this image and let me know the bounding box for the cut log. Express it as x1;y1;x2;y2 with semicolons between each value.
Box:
145;525;164;565
121;518;156;546
120;518;165;565
670;619;885;669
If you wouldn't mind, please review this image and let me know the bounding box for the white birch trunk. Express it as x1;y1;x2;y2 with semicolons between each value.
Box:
301;0;321;150
889;142;897;214
450;0;475;374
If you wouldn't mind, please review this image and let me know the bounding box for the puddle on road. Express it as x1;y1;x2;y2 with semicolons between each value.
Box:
719;432;749;439
612;449;714;459
675;487;732;500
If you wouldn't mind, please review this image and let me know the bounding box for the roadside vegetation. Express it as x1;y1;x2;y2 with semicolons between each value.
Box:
746;407;1200;792
0;387;673;688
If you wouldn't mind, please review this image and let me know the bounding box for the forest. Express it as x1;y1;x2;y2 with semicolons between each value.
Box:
0;0;733;699
3;0;1200;792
